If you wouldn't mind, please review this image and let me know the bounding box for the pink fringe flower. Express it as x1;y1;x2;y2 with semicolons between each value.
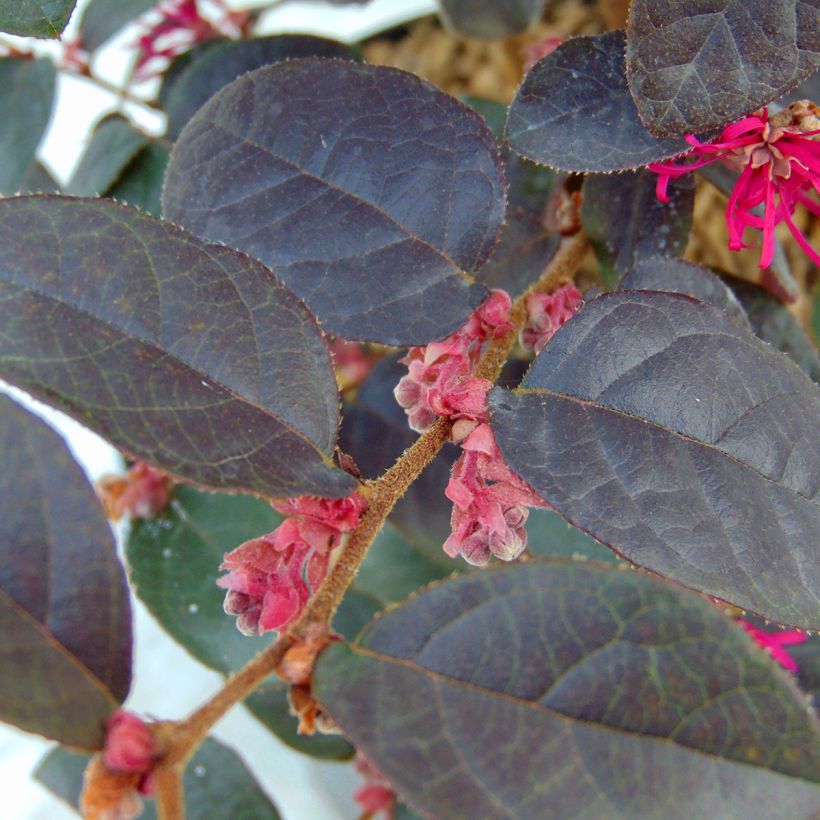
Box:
649;101;820;268
353;754;397;819
520;283;583;354
736;619;806;672
328;337;375;392
218;493;367;635
444;422;549;565
133;0;251;81
394;290;513;433
103;711;155;778
98;462;172;521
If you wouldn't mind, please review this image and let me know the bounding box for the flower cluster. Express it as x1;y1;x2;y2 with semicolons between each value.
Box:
218;493;367;635
649;101;819;268
736;619;806;673
98;461;172;521
394;289;569;565
133;0;251;81
445;422;549;564
520;283;583;354
393;290;513;433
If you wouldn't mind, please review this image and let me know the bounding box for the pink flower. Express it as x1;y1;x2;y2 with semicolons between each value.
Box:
522;35;563;73
103;711;155;777
328;338;375;391
394;290;512;433
444;423;548;565
649;101;820;268
132;0;251;81
97;462;172;521
353;754;396;819
736;619;806;672
218;492;366;635
520;283;583;353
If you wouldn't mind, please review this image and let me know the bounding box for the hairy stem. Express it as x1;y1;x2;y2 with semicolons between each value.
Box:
154;764;185;820
72;70;164;111
152;231;589;787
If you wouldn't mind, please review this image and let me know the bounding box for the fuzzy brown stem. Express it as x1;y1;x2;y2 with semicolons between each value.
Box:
154;764;186;820
151;230;589;779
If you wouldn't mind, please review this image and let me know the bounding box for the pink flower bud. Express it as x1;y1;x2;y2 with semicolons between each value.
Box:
102;711;154;775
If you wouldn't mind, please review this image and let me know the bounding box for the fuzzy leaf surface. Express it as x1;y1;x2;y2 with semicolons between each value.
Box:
66;115;150;196
36;737;281;818
490;291;820;628
127;485;353;759
0;395;130;748
0;57;55;194
163;58;502;344
437;0;543;39
581;170;694;287
0;0;75;36
315;562;820;819
620;256;750;330
0;196;354;499
162;35;355;139
627;0;820;135
506;31;691;172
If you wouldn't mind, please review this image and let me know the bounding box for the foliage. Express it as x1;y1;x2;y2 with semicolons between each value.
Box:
0;0;817;818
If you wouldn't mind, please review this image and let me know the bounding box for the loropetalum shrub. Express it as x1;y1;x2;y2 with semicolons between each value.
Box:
1;0;819;818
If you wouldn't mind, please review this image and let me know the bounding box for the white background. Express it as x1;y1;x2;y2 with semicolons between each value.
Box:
0;1;436;817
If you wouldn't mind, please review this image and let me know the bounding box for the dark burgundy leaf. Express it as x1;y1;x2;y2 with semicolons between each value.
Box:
438;0;544;39
163;59;502;344
162;35;356;139
581;170;694;286
477;206;559;297
0;395;130;748
0;0;76;37
627;0;820;135
728;280;820;382
0;57;55;195
620;256;750;330
490;291;820;628
78;0;155;50
36;737;282;818
315;562;820;818
506;31;691;172
0;196;354;499
66;114;150;196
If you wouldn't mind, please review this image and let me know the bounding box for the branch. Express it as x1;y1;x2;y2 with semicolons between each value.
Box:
148;232;590;810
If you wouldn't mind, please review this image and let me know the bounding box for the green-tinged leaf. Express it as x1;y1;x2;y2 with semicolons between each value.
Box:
462;96;507;139
315;561;820;819
127;486;352;759
163;59;502;344
620;256;750;331
506;31;691;172
107;142;169;216
0;196;354;499
338;354;460;570
438;0;543;39
36;737;281;818
0;57;55;194
490;291;820;628
78;0;155;51
581;170;694;287
66;115;149;196
728;280;820;383
0;395;130;748
18;160;59;193
0;0;75;37
526;508;619;563
477;206;559;297
627;0;820;136
162;35;356;139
